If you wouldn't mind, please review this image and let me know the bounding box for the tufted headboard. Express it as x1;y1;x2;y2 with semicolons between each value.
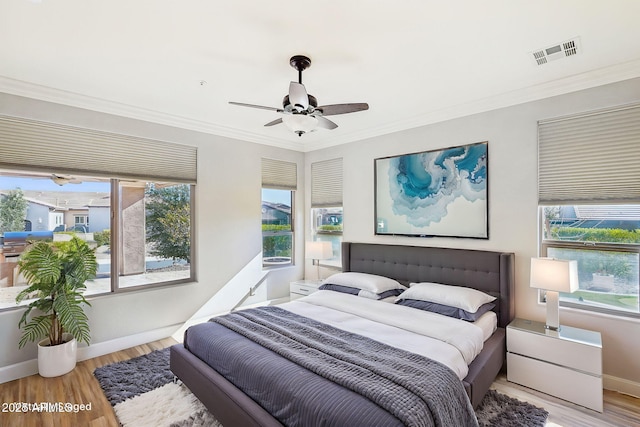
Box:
341;242;515;328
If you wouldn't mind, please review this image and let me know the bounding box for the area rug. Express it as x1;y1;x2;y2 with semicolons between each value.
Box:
95;348;548;427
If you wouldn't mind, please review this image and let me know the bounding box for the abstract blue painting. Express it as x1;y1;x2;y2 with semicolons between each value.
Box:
375;141;488;238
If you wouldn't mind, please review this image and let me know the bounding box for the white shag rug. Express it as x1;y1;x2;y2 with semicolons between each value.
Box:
94;348;221;427
114;381;221;427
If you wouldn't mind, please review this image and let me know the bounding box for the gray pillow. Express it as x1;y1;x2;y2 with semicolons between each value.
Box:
395;299;495;322
319;283;404;300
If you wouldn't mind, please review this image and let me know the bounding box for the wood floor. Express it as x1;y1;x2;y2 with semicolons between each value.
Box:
1;338;638;427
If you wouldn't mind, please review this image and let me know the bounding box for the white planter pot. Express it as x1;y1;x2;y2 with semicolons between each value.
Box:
37;333;77;377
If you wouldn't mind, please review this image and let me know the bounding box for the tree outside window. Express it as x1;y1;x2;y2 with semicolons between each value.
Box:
0;189;28;233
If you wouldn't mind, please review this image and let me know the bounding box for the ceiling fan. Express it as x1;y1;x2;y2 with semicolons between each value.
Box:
229;55;369;136
51;174;82;186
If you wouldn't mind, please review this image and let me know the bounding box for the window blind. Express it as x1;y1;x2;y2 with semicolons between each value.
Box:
261;158;297;190
311;158;343;207
538;103;640;205
0;115;197;183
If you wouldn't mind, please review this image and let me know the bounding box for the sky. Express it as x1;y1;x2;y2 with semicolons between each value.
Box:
262;188;291;206
0;176;110;192
2;176;289;204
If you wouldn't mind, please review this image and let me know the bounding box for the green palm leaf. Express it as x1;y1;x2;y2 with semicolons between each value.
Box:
53;292;91;345
18;315;52;349
16;237;96;348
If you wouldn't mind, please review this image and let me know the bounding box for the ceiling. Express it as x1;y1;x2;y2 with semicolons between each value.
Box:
2;1;640;152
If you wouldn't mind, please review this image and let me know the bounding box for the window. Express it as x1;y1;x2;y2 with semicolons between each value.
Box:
0;115;197;310
541;205;640;317
537;103;640;318
310;208;342;268
118;181;192;289
0;172;194;309
311;158;343;268
261;158;297;268
262;189;293;267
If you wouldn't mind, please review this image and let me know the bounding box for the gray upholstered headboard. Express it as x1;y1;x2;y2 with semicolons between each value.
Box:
341;242;515;328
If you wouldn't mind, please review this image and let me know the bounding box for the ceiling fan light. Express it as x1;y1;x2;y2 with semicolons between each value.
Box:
282;114;318;136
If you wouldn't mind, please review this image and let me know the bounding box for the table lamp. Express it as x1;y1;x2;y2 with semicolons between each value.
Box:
305;241;333;280
530;257;578;331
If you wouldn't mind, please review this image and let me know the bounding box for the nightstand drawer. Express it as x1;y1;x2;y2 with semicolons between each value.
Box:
289;280;321;300
507;352;603;412
508;327;601;375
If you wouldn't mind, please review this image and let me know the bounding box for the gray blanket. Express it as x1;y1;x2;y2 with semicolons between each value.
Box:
213;306;478;427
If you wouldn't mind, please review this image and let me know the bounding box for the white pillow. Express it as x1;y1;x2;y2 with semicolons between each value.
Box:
322;272;405;293
397;282;496;313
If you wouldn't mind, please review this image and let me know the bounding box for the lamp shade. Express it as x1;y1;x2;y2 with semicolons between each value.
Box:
305;241;333;260
530;257;579;293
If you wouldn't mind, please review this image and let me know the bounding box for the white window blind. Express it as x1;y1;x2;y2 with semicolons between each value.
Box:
311;158;343;207
261;158;297;190
0;115;197;183
538;103;640;205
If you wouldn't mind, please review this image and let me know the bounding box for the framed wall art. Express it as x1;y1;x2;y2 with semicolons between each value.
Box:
375;141;488;239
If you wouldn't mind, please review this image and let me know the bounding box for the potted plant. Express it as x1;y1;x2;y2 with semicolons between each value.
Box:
15;236;97;377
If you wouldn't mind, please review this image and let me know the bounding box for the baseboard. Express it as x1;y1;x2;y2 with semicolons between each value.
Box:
0;359;38;385
604;374;640;398
0;324;180;384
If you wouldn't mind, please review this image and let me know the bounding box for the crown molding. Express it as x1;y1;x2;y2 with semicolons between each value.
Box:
2;59;639;153
301;59;640;152
0;77;305;151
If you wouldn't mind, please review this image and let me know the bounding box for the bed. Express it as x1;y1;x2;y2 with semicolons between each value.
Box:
170;242;515;426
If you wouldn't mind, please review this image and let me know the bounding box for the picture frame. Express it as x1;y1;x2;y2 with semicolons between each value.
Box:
375;141;488;239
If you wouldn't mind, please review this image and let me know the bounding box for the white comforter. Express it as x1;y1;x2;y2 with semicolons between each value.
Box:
281;290;485;380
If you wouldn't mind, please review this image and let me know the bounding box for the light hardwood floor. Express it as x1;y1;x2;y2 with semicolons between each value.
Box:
0;338;638;427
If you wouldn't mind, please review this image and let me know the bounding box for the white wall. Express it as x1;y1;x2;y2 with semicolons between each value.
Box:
2;78;640;392
0;93;304;371
305;78;640;392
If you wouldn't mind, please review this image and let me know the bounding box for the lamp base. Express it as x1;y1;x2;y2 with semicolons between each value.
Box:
545;290;561;331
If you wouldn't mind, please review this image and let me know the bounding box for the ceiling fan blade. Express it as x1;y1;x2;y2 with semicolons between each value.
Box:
316;116;338;130
317;103;369;116
229;101;283;112
289;82;309;110
51;174;82;186
264;118;283;127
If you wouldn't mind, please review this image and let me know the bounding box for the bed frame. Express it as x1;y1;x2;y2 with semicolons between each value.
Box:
170;242;515;426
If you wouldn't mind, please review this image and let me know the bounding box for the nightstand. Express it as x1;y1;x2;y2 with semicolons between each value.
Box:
289;280;321;300
507;318;603;412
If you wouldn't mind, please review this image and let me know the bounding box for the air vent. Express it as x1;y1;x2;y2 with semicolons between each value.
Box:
532;37;581;65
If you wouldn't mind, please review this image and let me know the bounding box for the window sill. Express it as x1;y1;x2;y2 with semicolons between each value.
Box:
562;304;640;324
